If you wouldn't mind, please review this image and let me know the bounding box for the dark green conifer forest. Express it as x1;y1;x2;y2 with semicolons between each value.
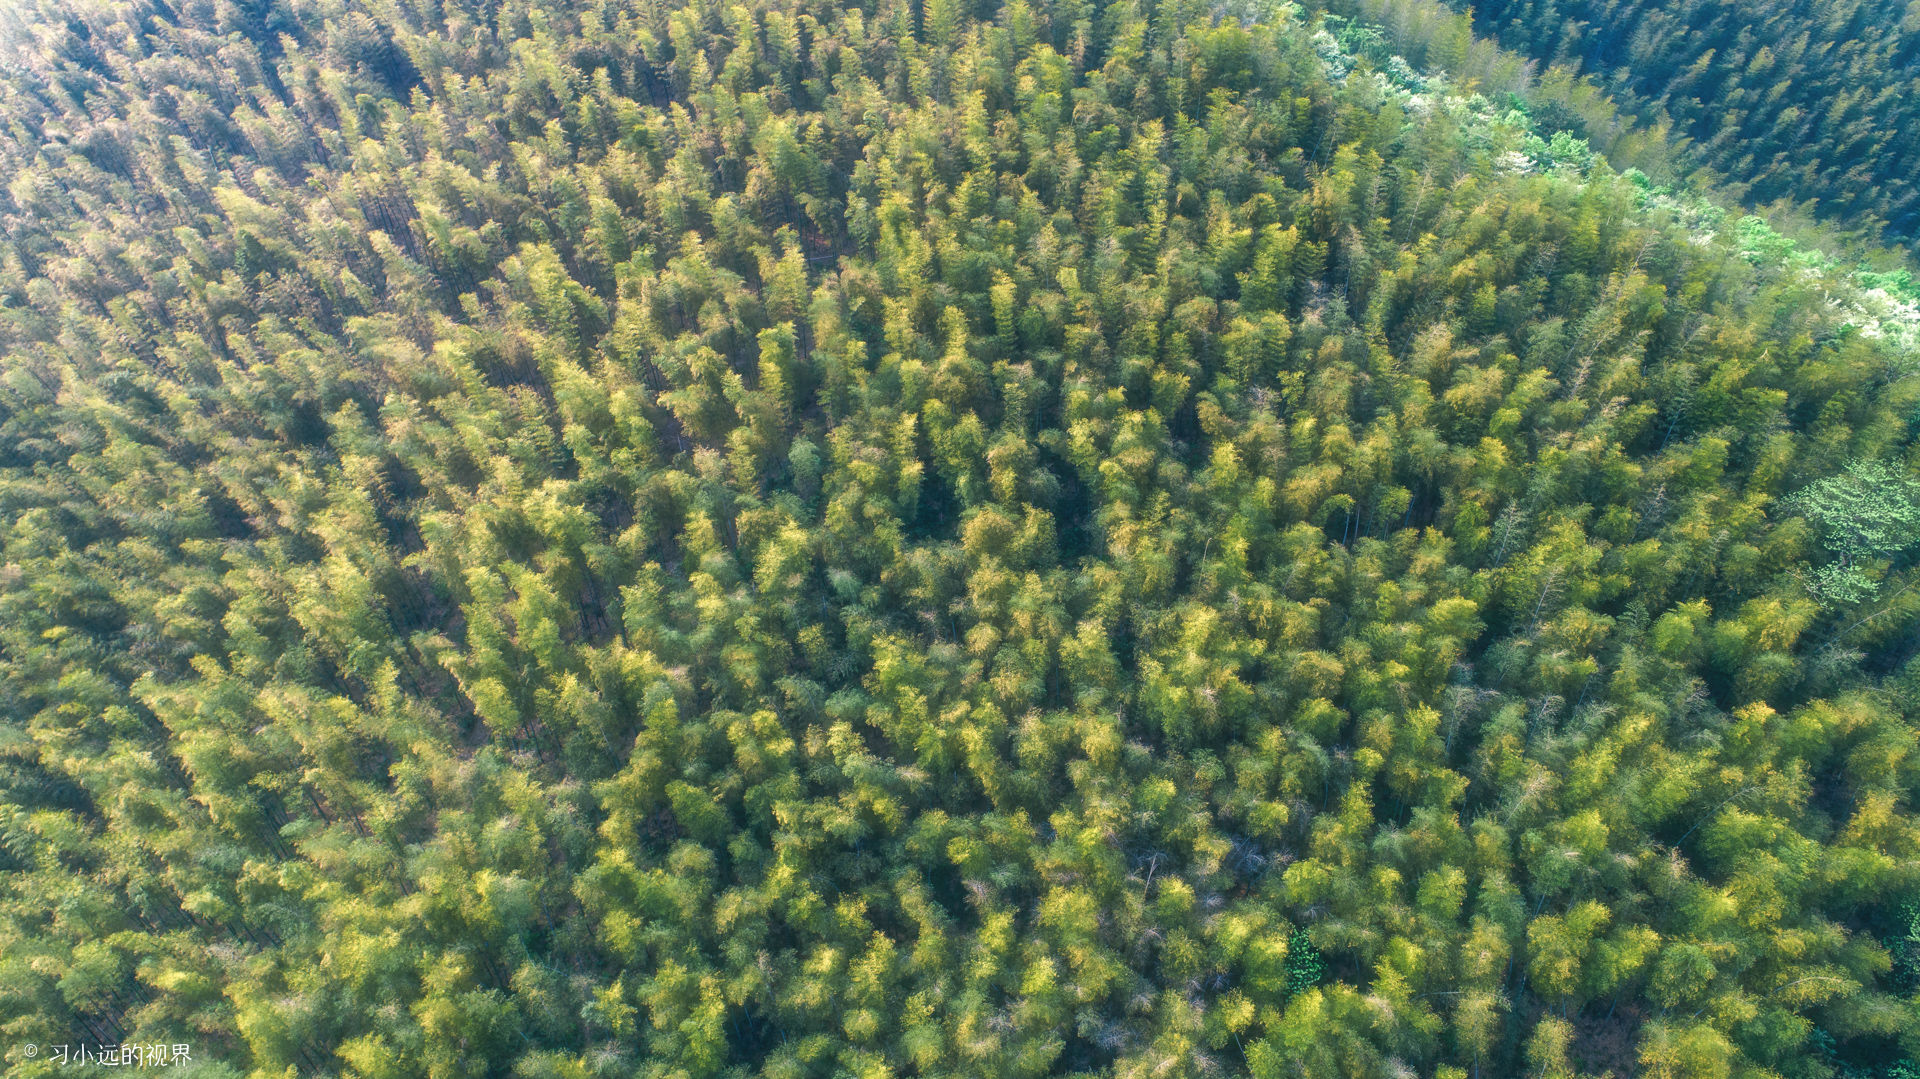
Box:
1;1;1918;1077
1429;0;1920;247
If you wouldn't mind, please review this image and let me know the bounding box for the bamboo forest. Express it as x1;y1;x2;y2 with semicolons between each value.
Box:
1;0;1918;1077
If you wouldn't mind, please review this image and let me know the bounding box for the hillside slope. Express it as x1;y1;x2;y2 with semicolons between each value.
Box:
1438;0;1920;247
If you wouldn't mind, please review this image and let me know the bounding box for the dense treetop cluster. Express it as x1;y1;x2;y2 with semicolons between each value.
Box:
1;1;1918;1078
